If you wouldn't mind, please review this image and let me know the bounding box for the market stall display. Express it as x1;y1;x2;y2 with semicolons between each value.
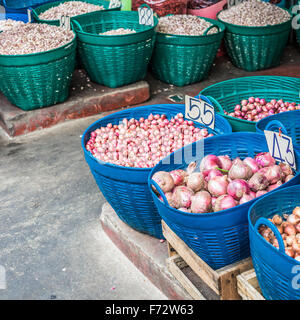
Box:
82;104;232;239
32;0;121;25
132;0;188;17
217;0;292;71
0;23;76;110
248;185;300;300
148;132;300;269
72;10;157;88
256;110;300;153
198;76;300;132
151;14;224;86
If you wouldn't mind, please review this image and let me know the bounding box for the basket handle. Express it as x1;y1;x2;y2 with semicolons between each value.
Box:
254;217;285;253
71;19;83;32
264;120;288;136
203;24;220;36
149;179;170;207
31;7;39;21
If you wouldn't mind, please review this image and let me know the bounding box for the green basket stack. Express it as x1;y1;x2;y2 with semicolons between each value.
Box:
72;10;158;88
199;76;300;132
0;34;77;111
150;17;225;87
217;9;292;72
32;0;121;26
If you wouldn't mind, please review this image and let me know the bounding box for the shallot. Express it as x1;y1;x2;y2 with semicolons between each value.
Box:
228;158;252;180
227;179;250;200
190;191;212;213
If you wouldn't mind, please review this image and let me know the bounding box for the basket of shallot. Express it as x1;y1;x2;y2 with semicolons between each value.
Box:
248;185;300;300
198;76;300;132
81;104;232;239
72;9;158;88
217;0;292;71
148;132;300;269
150;14;225;86
32;0;121;26
0;22;76;110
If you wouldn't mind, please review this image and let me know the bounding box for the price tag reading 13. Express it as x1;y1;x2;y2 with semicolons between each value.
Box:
264;130;296;170
185;95;215;129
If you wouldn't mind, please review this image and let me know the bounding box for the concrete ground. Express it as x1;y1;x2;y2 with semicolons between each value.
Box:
0;116;167;300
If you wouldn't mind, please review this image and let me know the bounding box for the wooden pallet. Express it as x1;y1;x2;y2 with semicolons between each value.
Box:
237;269;265;300
162;220;253;300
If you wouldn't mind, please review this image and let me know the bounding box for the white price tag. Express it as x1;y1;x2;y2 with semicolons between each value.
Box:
109;0;121;9
138;6;154;26
27;9;32;23
185;95;215;129
264;130;296;170
60;15;70;30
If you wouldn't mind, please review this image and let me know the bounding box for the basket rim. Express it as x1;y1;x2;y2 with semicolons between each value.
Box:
0;28;76;58
217;7;292;30
155;16;225;39
248;184;300;265
81;103;231;172
149;132;300;218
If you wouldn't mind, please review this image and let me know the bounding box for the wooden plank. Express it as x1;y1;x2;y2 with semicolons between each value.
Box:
167;242;177;257
237;269;265;300
166;255;206;300
162;221;220;294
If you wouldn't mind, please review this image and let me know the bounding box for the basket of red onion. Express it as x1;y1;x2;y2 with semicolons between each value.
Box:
148;132;300;269
248;185;300;300
82;104;232;239
256;110;300;153
198;76;300;132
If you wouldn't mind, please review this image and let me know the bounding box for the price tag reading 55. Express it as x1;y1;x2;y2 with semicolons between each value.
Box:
264;130;296;170
185;95;215;129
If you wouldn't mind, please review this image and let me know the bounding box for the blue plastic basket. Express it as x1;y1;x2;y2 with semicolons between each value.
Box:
81;104;232;239
248;185;300;300
256;110;300;153
148;132;300;269
4;12;29;21
2;0;55;9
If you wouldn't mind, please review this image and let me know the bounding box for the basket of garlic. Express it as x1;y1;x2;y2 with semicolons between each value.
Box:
72;9;158;88
249;185;300;300
0;23;76;110
32;0;121;26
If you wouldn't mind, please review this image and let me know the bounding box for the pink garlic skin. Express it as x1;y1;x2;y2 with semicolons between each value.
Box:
213;195;237;212
207;175;229;197
265;165;284;184
186;172;205;192
239;193;255;205
170;169;187;186
243;157;260;174
228;158;253;180
248;172;269;192
200;155;222;172
218;155;232;171
172;186;194;209
152;171;175;193
190;191;212;213
255;152;276;167
227;179;250;200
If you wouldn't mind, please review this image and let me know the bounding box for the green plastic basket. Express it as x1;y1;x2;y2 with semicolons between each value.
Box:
150;17;225;87
199;76;300;132
72;10;158;88
217;9;292;71
32;0;121;26
0;34;76;111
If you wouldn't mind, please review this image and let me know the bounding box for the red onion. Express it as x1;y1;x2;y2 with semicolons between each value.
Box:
228;158;253;180
243;157;260;174
186;172;205;192
255;152;276;167
160;192;177;208
279;163;293;176
213;195;237;212
227;179;250;200
239;193;255;204
267;180;282;192
202;168;223;181
248;172;269;192
190;191;212;213
218;155;232;171
170;169;187;186
265;165;284;184
207;175;229;197
200;155;222;172
152;171;174;193
172;186;194;209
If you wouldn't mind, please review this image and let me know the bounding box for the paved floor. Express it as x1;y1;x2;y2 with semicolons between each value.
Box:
0;116;167;300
